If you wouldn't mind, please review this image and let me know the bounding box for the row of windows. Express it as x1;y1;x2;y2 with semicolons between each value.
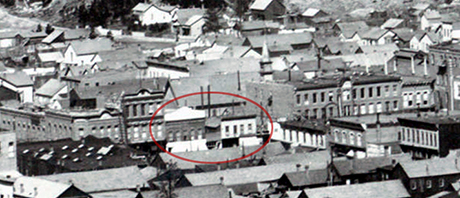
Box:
352;85;398;100
282;129;325;147
1;119;72;134
304;106;335;120
353;101;398;115
126;103;161;118
403;91;430;107
296;84;398;106
89;125;121;139
296;91;335;105
128;124;163;140
332;129;363;147
224;123;253;137
399;127;438;148
410;178;445;191
167;128;204;142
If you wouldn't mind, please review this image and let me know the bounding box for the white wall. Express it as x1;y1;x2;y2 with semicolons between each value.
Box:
0;79;33;103
63;46;101;67
221;118;257;139
141;6;176;26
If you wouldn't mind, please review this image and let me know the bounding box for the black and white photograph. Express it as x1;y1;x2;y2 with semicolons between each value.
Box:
1;0;460;197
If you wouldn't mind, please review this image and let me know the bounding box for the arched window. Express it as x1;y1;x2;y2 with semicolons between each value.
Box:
190;129;195;140
333;129;339;141
168;131;173;141
357;133;362;147
349;132;355;145
342;131;347;144
197;129;203;139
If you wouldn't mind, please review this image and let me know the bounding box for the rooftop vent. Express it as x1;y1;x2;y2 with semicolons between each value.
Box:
62;155;68;159
97;156;103;160
78;144;84;149
62;145;69;150
71;148;79;153
73;158;80;163
39;148;45;152
85;153;92;157
23;149;29;154
88;147;94;151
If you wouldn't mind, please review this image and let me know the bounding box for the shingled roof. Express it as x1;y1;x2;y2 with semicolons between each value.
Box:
304;180;410;198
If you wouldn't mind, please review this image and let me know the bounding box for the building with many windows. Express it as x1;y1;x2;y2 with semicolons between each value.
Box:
398;115;460;159
164;107;206;152
269;120;327;149
292;74;402;120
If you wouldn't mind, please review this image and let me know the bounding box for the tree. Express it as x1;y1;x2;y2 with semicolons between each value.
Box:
203;8;221;33
45;24;55;34
234;0;251;19
157;161;178;198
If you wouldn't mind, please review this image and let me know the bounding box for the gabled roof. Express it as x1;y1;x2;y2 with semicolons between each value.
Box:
360;43;399;53
421;31;441;44
361;27;391;40
35;79;66;97
132;3;152;12
240;20;281;31
175;185;230;198
0;31;21;39
304;180;410;198
164;107;206;122
156;142;286;170
250;0;278;11
334;21;369;39
245;32;313;49
0;71;33;87
63;28;90;40
38;51;64;63
301;8;322;17
182;163;304;186
90;190;141;198
38;166;149;193
13;177;74;198
412;3;431;11
42;30;64;44
392;28;415;42
333;157;395;176
295;57;346;72
424;9;441;20
380;18;404;29
175;8;206;25
184;15;204;26
261;151;330;169
19;31;48;39
67;38;113;55
398;157;460;178
187;57;261;77
326;41;361;55
282;169;336;187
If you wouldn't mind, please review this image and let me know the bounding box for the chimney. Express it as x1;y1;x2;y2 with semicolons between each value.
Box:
207;85;211;117
200;86;204;108
136;184;141;192
237;70;241;91
219;176;224;185
305;164;310;175
288;69;292;81
296;164;301;172
376;113;381;143
34;187;38;196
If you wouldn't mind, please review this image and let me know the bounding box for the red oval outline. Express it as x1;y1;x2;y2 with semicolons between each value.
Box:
148;91;274;164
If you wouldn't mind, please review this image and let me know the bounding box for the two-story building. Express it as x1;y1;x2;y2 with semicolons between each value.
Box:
164;107;207;152
270;120;327;149
249;0;286;21
398;115;460;159
132;3;178;26
292;74;402;120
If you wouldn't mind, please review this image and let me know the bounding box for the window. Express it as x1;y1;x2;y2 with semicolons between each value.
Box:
321;92;325;102
357;134;362;146
342;131;347;144
384;85;390;97
233;125;238;135
408;93;414;106
312;109;318;119
377;86;381;97
392;85;398;95
360;104;366;115
225;126;230;136
349;132;355;145
140;104;146;116
411;180;417;190
248;124;253;132
376;102;382;113
393;101;398;110
439;178;445;187
296;94;301;105
133;105;138;117
240;124;245;134
313;93;317;103
416;91;422;105
175;131;181;141
352;89;357;99
304;94;309;105
423;91;429;105
168;132;173;141
360;88;365;99
402;128;406;141
368;87;373;98
368;103;374;114
197;129;203;139
328;92;334;102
